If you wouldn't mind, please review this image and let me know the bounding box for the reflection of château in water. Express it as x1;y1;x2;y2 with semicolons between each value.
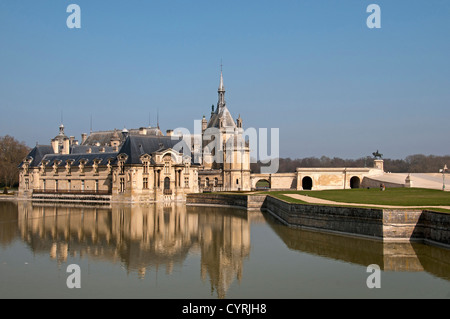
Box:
4;201;450;297
15;201;252;298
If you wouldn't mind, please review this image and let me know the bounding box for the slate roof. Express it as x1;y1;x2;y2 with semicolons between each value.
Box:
20;145;55;168
20;133;194;169
207;106;237;129
40;152;118;167
71;145;116;154
82;127;163;146
117;135;191;165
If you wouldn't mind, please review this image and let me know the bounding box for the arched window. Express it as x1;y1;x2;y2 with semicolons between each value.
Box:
164;177;171;190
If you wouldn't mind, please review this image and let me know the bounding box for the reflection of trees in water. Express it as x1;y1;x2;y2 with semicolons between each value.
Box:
13;201;252;298
0;201;19;247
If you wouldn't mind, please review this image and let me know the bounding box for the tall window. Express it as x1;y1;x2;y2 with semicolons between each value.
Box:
184;176;189;188
119;161;125;175
81;180;85;191
55;180;59;191
68;180;71;191
120;177;125;193
143;161;149;174
95;180;99;192
164;161;170;175
143;177;148;189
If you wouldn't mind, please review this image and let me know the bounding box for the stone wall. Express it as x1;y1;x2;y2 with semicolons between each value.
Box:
187;193;450;248
186;193;249;209
418;210;450;246
264;196;386;239
31;192;112;204
264;196;450;247
361;177;405;189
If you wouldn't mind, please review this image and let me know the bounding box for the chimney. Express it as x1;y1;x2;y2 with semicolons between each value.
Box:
166;130;173;137
81;133;88;144
139;127;147;135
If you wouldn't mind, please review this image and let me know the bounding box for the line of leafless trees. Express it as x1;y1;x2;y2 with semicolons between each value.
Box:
0;135;30;188
251;155;450;174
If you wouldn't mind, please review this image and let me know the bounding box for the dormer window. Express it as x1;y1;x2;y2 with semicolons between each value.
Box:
140;154;151;175
164;155;171;175
23;163;29;176
117;154;128;175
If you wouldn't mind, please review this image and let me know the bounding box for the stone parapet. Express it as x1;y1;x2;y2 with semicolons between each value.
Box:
186;193;450;248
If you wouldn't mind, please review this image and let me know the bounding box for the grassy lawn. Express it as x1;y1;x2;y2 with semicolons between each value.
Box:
257;188;450;208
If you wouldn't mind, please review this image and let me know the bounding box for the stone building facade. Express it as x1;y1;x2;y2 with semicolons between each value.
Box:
18;71;252;202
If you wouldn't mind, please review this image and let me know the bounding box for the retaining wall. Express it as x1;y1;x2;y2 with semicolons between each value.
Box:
186;193;450;247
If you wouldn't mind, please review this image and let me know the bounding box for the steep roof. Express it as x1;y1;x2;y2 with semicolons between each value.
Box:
207;105;237;129
82;127;163;146
41;152;118;167
71;145;116;154
117;135;191;164
21;145;54;168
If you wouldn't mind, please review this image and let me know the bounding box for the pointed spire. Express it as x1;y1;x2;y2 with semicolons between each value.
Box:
217;63;226;110
219;71;225;92
219;61;225;92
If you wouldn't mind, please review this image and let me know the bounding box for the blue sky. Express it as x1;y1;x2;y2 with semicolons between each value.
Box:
1;0;449;159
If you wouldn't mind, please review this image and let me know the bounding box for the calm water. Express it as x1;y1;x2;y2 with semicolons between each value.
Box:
1;200;450;299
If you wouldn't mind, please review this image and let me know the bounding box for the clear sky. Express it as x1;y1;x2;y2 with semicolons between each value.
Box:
1;0;449;160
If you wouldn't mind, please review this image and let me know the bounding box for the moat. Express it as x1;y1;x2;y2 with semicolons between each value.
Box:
1;200;450;299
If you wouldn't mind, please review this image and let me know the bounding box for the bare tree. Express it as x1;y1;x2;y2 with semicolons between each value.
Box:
0;135;30;188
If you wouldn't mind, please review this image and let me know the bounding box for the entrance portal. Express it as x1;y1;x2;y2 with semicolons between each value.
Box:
350;176;360;189
255;179;270;190
302;177;313;190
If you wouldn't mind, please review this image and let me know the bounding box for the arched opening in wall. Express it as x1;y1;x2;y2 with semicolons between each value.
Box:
164;177;171;189
255;179;270;190
302;177;313;190
350;176;360;189
164;177;171;195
